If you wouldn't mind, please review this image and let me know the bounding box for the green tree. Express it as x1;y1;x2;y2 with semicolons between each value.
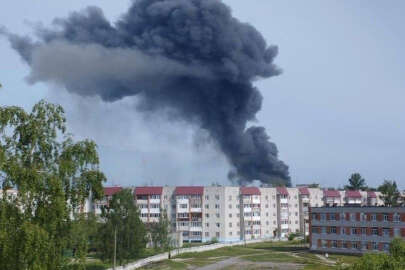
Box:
99;188;146;265
150;209;170;251
378;180;400;206
345;173;366;190
348;238;405;270
0;101;106;270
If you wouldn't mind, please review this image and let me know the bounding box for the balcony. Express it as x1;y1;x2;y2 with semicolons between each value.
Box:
252;198;260;204
190;207;202;213
149;198;161;204
280;198;288;204
149;208;160;214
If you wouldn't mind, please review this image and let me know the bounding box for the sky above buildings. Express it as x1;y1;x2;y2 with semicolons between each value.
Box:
1;0;404;189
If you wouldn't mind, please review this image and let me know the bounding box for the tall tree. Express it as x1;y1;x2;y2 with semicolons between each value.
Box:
150;209;170;251
378;180;400;207
345;173;367;190
99;189;146;265
0;101;106;270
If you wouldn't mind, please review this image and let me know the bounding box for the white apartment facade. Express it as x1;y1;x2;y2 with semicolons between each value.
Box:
94;186;387;243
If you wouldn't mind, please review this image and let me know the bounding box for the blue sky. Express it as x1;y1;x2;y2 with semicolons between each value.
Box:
1;0;404;189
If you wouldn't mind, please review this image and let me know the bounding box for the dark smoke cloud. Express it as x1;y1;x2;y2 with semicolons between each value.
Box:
3;0;291;186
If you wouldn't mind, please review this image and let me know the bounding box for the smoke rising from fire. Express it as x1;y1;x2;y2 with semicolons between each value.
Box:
3;0;291;186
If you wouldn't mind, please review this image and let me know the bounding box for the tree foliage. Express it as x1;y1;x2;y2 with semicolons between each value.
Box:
0;100;106;270
150;210;170;251
378;180;400;207
98;188;146;265
345;173;366;190
348;238;405;270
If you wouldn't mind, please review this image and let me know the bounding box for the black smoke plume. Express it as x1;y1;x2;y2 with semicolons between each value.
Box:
3;0;291;186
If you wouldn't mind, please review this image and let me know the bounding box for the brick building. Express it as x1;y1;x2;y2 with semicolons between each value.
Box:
310;206;405;254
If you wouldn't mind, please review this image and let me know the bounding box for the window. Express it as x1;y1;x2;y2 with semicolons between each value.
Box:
192;231;201;236
205;204;209;209
265;195;268;200
236;213;240;217
273;204;276;208
229;204;232;209
178;213;188;218
265;204;269;208
205;213;209;218
229;213;232;218
216;232;220;237
206;223;209;227
215;204;220;209
205;232;209;237
361;227;367;235
229;222;232;228
394;213;400;222
372;242;378;250
321;213;326;220
266;221;269;225
205;195;209;200
372;227;379;235
237;222;240;227
383;228;390;236
216;223;220;228
229;231;232;236
229;195;232;201
266;212;269;217
216;213;220;218
331;227;337;234
371;214;377;221
322;227;327;234
295;212;298;216
180;204;187;209
295;220;298;224
330;213;336;220
350;213;356;221
151;195;160;199
273;221;276;225
215;195;220;200
236;204;240;209
164;195;167;200
395;228;401;237
384;214;389;221
351;227;357;235
332;240;338;248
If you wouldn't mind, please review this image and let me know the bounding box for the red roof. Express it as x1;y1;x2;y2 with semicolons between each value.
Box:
276;187;289;196
367;191;377;198
299;187;310;195
345;190;362;198
104;186;122;196
323;190;341;198
135;186;163;195
240;187;261;195
174;186;204;195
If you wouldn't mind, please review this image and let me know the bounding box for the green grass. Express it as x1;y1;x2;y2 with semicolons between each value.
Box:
243;252;305;263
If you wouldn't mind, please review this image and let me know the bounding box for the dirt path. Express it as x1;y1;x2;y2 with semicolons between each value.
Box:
194;257;242;270
315;254;335;265
193;255;305;270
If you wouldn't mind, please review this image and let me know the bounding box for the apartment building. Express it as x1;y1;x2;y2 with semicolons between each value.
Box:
310;206;405;254
92;185;388;243
134;186;163;223
174;186;204;242
240;187;261;240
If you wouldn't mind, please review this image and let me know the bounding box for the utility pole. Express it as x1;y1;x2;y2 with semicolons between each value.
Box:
113;227;117;270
